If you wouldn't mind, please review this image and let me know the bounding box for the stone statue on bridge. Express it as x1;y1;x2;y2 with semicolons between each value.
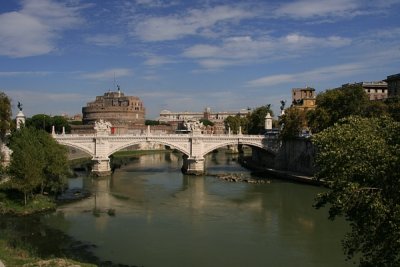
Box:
94;119;112;135
184;119;203;134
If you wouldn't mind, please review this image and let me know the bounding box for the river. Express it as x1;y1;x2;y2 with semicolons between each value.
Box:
1;151;353;267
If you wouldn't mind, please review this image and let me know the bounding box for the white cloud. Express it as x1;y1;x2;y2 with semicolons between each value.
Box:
247;74;297;87
85;34;124;47
144;55;174;66
0;12;54;57
0;71;52;76
275;0;399;20
275;0;359;19
197;59;233;69
132;5;254;41
135;0;178;8
183;34;351;69
283;34;351;48
182;44;220;58
246;63;365;87
0;0;84;57
21;0;83;28
81;68;133;80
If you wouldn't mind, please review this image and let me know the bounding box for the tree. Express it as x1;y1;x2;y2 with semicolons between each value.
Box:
145;120;160;125
25;114;71;133
0;92;12;141
279;107;307;140
8;128;46;205
307;85;369;133
8;127;69;204
35;129;69;194
199;119;214;127
313;116;400;266
362;100;389;118
247;105;273;134
385;96;400;122
52;115;71;133
224;115;248;134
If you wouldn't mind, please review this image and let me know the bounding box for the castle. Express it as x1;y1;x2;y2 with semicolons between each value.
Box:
72;88;155;134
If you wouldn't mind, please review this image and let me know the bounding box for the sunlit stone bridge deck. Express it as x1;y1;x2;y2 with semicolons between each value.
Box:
53;126;280;176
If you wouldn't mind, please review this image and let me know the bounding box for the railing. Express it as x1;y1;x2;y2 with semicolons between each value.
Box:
53;133;273;139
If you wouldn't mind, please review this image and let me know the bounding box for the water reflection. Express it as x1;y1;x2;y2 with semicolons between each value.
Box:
39;151;351;267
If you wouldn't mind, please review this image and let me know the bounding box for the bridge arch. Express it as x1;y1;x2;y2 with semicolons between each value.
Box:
107;139;190;157
201;140;276;158
56;140;94;157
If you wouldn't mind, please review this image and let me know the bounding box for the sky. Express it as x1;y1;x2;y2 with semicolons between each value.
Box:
1;0;399;119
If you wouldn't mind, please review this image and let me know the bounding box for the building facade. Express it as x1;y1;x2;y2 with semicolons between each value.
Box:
343;81;388;100
158;107;250;123
291;87;316;111
386;73;400;98
158;107;251;134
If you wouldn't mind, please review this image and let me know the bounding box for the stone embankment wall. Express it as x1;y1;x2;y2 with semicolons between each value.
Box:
274;139;315;176
251;138;315;176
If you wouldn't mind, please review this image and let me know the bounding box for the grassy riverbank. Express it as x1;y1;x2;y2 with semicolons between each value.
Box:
0;193;56;216
0;193;96;266
0;239;96;267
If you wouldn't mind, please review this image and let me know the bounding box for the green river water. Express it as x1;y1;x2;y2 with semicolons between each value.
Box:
1;151;354;267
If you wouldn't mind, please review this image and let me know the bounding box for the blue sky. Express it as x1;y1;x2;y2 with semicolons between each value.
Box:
1;0;399;119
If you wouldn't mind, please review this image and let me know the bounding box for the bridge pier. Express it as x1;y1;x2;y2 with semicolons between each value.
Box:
181;155;205;175
92;157;112;176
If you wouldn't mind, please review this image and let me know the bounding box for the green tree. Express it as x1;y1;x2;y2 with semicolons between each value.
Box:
25;114;53;132
52;115;71;133
199;119;214;127
8;128;46;205
145;120;160;125
8;128;68;204
307;85;369;133
36;130;69;194
25;114;71;133
0;92;12;141
313;116;400;266
279;107;307;140
224;115;248;134
307;107;330;133
247;105;273;134
362;100;389;118
385;96;400;121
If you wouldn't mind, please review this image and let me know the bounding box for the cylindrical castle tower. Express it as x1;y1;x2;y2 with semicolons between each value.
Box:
82;89;146;127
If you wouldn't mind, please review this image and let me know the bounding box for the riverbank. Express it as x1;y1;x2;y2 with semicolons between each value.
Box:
0;194;56;216
209;173;271;184
0;239;95;267
239;156;323;186
0;193;97;266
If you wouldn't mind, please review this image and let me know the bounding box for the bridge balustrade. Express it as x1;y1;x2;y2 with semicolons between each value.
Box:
53;131;279;176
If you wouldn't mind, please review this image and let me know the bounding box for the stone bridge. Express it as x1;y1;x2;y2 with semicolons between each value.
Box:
52;124;280;176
